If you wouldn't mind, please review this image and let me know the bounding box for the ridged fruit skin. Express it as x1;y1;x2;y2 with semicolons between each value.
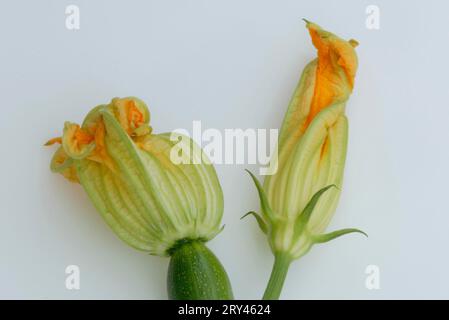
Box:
167;240;233;300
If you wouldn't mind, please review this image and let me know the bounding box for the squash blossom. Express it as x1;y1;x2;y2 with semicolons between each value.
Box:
244;21;366;299
46;97;233;299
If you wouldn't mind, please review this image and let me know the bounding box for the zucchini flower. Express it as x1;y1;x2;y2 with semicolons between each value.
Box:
244;21;366;299
46;97;233;299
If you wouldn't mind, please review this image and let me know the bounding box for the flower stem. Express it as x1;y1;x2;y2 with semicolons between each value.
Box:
262;252;292;300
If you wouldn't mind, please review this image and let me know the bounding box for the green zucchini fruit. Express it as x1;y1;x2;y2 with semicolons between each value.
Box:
167;240;233;300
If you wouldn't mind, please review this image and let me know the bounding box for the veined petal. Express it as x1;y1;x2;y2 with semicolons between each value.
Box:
101;110;177;232
76;159;154;251
264;60;317;205
139;133;224;240
283;103;345;220
307;113;348;234
277;60;317;152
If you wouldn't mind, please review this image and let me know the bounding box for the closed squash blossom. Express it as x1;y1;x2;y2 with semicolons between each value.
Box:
46;97;233;299
245;21;366;299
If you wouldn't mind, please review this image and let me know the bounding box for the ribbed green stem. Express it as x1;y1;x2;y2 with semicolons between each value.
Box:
262;252;292;300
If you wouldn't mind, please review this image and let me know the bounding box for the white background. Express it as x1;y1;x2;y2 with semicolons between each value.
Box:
1;0;448;299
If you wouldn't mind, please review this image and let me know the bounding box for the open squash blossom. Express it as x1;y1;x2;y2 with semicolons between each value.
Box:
245;21;366;299
46;97;233;299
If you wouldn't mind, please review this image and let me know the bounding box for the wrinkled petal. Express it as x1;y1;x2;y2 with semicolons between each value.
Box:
62;122;96;159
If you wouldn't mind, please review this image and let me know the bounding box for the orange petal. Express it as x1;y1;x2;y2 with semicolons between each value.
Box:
304;22;358;128
44;137;62;146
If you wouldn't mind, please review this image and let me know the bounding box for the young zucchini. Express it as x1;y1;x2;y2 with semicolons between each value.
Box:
167;240;233;300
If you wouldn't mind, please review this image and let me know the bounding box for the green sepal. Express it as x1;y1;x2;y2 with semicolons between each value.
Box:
294;184;336;236
241;211;268;234
208;224;226;240
312;228;367;244
245;169;275;223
